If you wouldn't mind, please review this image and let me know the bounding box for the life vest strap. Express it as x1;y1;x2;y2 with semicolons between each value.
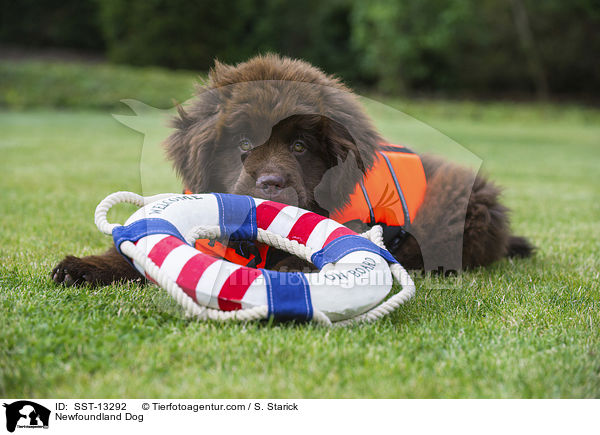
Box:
379;151;411;228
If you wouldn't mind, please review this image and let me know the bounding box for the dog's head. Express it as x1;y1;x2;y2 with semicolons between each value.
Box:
165;54;383;214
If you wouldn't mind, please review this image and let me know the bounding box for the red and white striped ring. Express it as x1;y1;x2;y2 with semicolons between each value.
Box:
96;192;401;322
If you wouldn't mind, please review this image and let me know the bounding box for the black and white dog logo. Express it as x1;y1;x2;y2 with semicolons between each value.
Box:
3;401;50;432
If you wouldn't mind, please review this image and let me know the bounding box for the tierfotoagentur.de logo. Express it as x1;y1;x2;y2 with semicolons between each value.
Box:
3;401;50;433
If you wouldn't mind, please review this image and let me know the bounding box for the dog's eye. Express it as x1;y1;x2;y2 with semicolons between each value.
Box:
291;140;306;154
239;138;253;152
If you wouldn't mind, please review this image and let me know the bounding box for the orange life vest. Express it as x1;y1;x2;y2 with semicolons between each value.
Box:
331;143;426;228
185;143;427;268
193;238;271;269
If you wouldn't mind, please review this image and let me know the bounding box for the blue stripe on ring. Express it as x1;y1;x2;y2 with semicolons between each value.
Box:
263;269;313;322
111;217;188;267
311;234;397;269
112;218;188;254
213;193;257;240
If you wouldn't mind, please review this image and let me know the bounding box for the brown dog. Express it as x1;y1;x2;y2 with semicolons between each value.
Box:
52;54;532;286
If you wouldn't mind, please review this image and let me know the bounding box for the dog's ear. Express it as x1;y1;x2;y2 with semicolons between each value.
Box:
164;88;225;193
315;116;379;213
322;116;367;172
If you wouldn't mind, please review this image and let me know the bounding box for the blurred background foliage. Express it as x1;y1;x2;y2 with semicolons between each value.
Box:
0;0;598;101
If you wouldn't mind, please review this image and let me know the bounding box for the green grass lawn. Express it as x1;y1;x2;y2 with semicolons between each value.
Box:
1;99;599;398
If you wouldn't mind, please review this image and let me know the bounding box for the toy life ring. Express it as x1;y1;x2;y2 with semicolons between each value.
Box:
94;191;415;326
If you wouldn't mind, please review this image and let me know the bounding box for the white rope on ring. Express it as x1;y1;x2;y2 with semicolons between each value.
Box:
95;191;415;326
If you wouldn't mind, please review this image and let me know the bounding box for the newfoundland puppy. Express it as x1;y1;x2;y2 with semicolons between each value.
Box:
52;54;532;286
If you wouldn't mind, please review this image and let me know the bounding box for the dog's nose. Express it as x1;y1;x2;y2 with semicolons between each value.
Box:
256;174;286;196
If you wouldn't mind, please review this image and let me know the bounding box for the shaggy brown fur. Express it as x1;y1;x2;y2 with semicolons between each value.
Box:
52;54;533;287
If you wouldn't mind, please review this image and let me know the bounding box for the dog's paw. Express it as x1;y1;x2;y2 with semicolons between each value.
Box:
51;256;103;287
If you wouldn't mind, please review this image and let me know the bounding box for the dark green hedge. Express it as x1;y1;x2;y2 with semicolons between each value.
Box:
351;0;600;96
1;0;598;97
96;0;362;82
0;0;104;50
